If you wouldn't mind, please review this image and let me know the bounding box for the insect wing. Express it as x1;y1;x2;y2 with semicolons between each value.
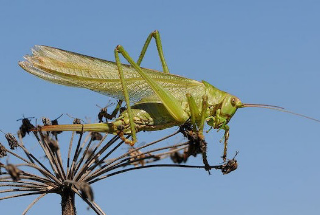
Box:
19;46;204;103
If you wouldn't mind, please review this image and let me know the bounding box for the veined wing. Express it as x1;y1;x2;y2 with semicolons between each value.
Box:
19;45;205;103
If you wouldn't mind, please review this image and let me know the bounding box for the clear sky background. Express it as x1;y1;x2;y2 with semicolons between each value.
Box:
1;0;320;214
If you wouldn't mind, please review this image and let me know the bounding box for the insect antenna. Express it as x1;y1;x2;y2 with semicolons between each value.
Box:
242;103;320;123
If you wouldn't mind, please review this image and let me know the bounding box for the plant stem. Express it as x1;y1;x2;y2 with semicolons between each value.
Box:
61;188;76;215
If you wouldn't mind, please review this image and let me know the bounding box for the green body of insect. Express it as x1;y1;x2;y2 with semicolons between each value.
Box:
34;79;239;134
19;31;287;160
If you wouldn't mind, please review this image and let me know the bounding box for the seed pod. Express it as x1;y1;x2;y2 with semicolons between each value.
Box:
170;148;185;164
42;115;63;138
18;117;35;138
128;148;146;167
85;148;100;165
0;162;4;175
221;152;239;175
91;132;103;141
79;182;94;201
72;118;82;134
73;118;82;125
0;143;7;158
42;117;52;126
47;138;59;152
51;117;63;135
5;164;21;181
5;133;18;150
221;159;238;175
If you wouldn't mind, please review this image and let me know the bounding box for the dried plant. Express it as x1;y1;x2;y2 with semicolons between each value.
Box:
0;117;237;214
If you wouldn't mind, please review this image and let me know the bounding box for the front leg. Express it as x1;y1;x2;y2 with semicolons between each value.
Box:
207;109;231;162
221;125;230;162
185;94;211;173
215;110;230;162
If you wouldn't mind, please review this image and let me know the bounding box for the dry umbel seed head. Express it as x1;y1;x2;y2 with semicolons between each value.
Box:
0;113;229;215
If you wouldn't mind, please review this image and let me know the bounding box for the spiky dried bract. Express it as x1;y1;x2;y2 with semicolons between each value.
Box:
5;133;18;150
5;164;21;181
0;142;7;158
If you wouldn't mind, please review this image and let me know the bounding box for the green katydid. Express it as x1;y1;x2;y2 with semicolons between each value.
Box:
19;30;320;162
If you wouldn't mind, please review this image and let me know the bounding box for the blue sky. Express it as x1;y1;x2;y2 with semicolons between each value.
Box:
1;0;320;214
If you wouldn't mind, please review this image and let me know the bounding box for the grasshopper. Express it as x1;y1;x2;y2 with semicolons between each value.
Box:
19;30;320;161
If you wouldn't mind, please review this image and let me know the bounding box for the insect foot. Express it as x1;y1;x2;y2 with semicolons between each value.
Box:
116;125;136;146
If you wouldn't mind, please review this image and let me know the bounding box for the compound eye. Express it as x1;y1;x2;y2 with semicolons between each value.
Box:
231;98;236;106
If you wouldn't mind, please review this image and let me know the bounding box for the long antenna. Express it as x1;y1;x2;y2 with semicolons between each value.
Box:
242;103;320;123
242;103;285;109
